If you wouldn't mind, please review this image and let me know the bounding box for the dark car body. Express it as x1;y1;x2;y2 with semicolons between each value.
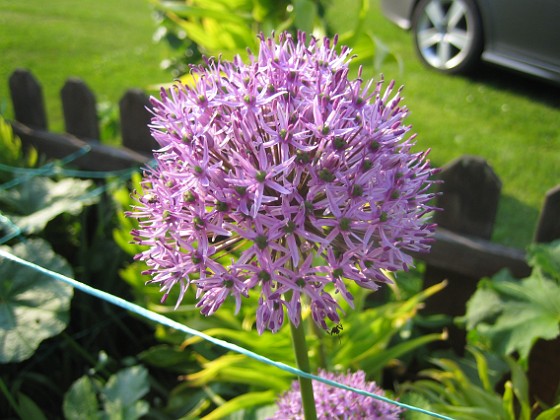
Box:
381;0;560;84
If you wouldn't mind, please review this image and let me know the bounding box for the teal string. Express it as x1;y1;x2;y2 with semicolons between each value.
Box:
0;249;454;420
0;145;92;190
0;213;22;245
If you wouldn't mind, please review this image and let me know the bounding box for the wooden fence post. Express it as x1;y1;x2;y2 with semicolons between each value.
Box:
119;89;156;155
8;69;48;130
534;185;560;243
528;185;560;405
422;155;502;352
61;78;100;140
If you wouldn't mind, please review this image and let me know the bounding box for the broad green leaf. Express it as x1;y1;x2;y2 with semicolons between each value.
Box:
0;177;99;234
102;365;150;419
63;376;101;420
293;0;316;35
527;240;560;280
464;265;560;364
0;239;73;363
463;278;503;330
139;344;196;371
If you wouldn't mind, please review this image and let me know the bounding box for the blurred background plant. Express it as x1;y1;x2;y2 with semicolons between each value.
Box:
150;0;398;78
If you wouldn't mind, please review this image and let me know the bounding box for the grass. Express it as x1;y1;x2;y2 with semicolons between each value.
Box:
0;0;558;248
0;0;171;132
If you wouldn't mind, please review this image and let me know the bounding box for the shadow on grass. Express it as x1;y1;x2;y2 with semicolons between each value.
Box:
467;63;560;109
493;193;540;248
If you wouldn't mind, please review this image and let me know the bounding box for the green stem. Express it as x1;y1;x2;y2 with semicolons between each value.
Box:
289;321;317;420
0;377;23;418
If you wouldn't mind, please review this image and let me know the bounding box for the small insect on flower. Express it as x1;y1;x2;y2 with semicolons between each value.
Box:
329;323;344;343
329;323;343;336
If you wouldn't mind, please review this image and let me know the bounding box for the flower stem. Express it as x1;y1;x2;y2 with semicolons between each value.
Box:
289;320;317;420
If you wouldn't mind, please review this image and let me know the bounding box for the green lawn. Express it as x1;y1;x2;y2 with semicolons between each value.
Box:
0;0;558;248
0;0;171;132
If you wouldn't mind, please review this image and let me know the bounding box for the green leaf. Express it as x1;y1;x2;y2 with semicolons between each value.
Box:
0;177;99;234
18;392;48;420
535;404;560;420
101;365;150;419
0;239;73;363
464;266;560;364
293;0;316;34
201;390;277;420
527;240;560;281
63;376;102;420
506;357;531;420
139;344;196;371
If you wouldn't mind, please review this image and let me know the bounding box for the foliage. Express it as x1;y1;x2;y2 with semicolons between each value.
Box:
0;239;74;363
0;115;37;183
460;240;560;367
63;362;150;420
151;0;390;77
0;176;100;234
400;241;560;419
401;346;560;420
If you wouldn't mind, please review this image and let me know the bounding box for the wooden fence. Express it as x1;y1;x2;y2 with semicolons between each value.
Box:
6;69;560;404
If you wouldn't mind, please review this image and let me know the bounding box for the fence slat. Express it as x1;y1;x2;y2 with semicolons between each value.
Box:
8;69;48;130
61;78;100;140
432;155;502;238
528;184;560;406
534;185;560;243
119;89;156;155
422;156;503;353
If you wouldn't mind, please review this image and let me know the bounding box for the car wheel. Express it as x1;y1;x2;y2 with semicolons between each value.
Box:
412;0;483;73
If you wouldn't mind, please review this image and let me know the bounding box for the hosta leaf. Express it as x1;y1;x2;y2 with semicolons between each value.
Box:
0;239;73;363
102;365;150;412
0;177;99;234
63;376;101;420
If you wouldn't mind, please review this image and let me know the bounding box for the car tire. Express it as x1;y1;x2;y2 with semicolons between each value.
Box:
412;0;483;74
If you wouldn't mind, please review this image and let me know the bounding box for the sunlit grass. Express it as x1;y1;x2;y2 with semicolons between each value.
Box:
0;0;171;134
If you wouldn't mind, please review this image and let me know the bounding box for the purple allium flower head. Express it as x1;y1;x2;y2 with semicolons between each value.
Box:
269;369;403;419
129;32;438;333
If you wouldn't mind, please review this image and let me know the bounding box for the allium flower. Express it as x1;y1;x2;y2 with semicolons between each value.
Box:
129;32;437;333
269;369;403;419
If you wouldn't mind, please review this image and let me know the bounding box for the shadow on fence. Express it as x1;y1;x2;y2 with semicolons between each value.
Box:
6;68;560;405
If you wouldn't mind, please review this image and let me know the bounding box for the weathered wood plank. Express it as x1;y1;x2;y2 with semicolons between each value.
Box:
422;155;503;352
11;121;149;172
8;69;48;130
119;89;156;155
61;78;100;140
433;155;502;239
411;228;530;278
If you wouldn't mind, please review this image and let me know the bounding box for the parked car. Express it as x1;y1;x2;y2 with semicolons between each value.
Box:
380;0;560;84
